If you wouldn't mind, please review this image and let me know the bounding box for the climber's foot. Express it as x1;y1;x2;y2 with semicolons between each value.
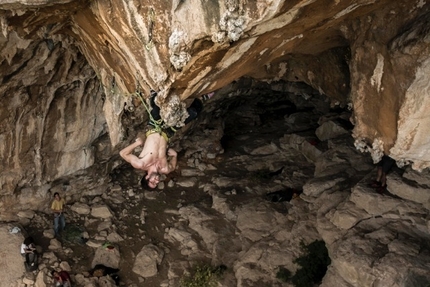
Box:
202;92;215;102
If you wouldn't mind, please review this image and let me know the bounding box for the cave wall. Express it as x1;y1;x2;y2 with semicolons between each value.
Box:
1;0;430;195
1;2;430;285
346;6;430;170
67;0;430;165
0;33;106;211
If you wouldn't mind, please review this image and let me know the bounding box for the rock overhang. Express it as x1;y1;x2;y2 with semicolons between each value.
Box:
1;0;430;194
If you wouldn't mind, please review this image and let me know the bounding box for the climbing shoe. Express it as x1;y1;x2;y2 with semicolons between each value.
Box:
202;92;215;102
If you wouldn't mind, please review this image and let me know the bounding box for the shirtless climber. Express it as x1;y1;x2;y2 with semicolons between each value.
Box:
119;90;214;189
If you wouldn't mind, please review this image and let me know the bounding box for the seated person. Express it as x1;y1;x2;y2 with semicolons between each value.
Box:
21;236;38;266
21;236;36;256
51;269;72;287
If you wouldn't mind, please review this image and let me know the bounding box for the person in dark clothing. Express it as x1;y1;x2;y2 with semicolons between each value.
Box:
370;155;395;193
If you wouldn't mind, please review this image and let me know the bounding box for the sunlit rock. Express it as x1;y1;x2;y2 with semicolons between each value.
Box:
132;244;164;278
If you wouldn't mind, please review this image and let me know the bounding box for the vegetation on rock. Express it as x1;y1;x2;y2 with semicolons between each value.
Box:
180;264;226;287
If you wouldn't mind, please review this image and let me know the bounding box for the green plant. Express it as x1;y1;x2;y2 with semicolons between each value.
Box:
276;267;292;282
180;264;225;287
291;240;331;287
62;224;85;244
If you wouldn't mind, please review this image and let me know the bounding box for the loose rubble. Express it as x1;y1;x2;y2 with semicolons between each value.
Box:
2;89;430;287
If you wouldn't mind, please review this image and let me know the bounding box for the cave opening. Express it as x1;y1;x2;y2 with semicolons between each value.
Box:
2;1;430;285
210;77;353;156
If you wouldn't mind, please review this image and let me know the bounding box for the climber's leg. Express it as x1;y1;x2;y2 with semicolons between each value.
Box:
149;90;161;123
184;98;203;125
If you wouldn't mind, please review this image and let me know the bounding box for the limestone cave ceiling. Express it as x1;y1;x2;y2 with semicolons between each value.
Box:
1;0;430;194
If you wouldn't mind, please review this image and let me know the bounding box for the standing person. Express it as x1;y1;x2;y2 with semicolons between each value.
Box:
51;192;66;237
370;155;395;193
119;90;213;190
51;269;72;287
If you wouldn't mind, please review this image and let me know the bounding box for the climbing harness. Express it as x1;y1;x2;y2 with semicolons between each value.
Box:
145;128;169;142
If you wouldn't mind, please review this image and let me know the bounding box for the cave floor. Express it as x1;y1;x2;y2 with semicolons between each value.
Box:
22;102;386;286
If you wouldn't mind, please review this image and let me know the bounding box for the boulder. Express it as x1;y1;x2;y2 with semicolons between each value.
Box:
132;244;164;278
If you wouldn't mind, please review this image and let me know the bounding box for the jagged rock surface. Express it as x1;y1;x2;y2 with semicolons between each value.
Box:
1;1;430;287
2;88;429;287
1;1;430;199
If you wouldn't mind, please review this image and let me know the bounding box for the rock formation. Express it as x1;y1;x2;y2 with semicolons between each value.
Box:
1;1;430;196
1;1;430;286
2;86;430;287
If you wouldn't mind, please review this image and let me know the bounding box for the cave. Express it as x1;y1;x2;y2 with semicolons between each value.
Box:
1;1;430;287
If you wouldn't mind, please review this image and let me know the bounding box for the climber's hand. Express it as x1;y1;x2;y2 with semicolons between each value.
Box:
167;148;177;157
135;137;144;146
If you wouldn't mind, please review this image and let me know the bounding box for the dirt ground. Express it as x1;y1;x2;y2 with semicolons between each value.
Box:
23;93;322;286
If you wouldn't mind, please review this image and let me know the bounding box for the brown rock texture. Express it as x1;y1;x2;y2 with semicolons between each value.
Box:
0;32;105;202
1;1;430;192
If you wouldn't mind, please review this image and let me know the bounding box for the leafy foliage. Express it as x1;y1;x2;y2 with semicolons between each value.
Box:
180;264;226;287
62;224;86;244
291;240;331;287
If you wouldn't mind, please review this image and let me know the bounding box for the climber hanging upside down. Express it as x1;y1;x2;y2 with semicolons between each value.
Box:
119;90;214;190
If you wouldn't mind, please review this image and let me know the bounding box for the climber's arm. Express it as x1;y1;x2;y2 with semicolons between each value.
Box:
119;138;146;169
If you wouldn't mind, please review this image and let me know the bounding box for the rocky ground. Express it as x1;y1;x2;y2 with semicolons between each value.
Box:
2;84;430;287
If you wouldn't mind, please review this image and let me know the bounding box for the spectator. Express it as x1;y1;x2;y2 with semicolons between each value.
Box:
21;236;38;267
51;192;66;237
370;155;395;193
51;269;72;287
